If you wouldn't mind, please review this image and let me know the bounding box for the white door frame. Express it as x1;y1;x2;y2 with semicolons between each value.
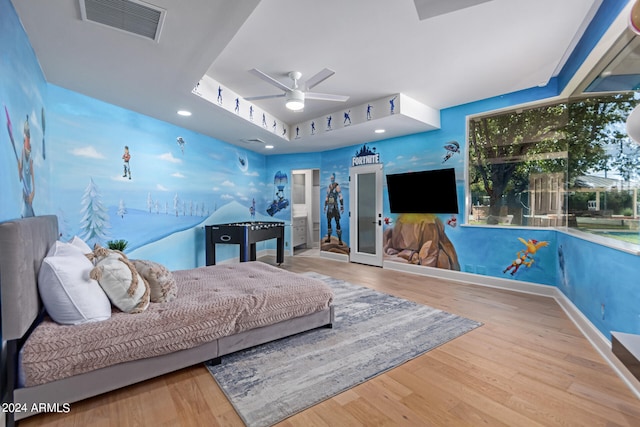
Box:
349;163;383;266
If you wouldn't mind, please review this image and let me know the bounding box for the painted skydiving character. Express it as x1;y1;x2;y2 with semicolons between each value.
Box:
266;171;290;216
324;173;344;244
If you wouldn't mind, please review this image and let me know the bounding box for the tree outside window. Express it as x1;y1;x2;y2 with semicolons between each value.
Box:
468;93;639;245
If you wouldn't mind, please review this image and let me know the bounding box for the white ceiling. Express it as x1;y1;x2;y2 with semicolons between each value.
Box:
11;0;609;155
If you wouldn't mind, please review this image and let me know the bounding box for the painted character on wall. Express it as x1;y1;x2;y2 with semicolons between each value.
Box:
266;171;290;216
5;107;35;217
503;237;549;276
503;250;534;275
324;173;344;245
176;136;186;154
442;141;460;163
122;145;131;179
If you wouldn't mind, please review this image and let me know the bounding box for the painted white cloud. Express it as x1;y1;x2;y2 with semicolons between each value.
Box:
159;152;182;164
221;180;235;187
172;172;185;178
245;171;259;176
221;194;234;200
71;146;105;159
157;184;169;191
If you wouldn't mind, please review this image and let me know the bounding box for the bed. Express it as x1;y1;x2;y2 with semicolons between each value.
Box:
0;215;334;423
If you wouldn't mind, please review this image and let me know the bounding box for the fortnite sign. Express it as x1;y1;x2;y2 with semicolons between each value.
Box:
351;144;380;167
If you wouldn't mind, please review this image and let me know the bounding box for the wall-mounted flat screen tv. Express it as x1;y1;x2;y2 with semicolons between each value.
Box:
386;168;459;214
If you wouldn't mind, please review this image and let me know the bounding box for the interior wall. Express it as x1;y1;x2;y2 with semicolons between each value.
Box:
265;91;640;339
265;152;321;252
0;0;51;222
45;85;271;270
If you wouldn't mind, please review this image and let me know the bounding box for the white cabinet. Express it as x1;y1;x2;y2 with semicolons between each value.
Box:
292;217;307;248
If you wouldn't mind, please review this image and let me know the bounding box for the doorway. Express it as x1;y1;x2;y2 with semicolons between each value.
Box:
291;169;320;256
349;163;383;266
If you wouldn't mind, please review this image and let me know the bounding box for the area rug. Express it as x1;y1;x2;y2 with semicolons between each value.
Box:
206;272;482;427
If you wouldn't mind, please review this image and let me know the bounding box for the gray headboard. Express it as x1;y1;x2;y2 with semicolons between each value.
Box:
0;215;58;341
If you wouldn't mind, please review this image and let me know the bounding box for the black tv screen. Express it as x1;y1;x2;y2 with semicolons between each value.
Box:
386;168;459;214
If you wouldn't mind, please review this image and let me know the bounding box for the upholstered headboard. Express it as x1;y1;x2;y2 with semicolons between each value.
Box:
0;215;58;341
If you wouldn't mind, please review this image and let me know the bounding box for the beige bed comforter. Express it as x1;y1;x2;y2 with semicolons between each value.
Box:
21;262;333;387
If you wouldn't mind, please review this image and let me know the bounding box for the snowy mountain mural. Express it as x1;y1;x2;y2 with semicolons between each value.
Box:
128;200;286;270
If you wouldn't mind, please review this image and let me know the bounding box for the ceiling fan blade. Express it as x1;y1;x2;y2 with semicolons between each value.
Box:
244;93;286;101
305;92;349;102
303;68;335;91
248;68;291;92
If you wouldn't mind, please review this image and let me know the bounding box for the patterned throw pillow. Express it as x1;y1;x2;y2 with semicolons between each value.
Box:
131;259;178;303
90;245;150;313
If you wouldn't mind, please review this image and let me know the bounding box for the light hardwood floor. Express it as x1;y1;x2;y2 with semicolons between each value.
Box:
19;255;640;426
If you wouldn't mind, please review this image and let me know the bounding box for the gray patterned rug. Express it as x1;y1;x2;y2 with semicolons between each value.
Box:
206;272;482;427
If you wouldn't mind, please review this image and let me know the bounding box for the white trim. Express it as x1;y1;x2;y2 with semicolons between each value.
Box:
320;251;349;262
383;261;557;297
383;259;640;398
557;227;640;256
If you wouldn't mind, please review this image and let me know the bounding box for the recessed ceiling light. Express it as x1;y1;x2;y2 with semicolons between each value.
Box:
265;145;274;149
177;110;192;116
374;129;385;134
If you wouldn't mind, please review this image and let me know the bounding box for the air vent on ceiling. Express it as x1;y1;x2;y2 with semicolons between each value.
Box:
241;138;266;144
80;0;165;42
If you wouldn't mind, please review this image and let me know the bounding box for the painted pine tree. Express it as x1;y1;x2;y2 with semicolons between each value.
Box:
173;193;180;217
79;178;110;247
117;199;127;218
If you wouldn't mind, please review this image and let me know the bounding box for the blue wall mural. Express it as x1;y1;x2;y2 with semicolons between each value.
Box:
0;0;50;221
44;85;270;269
320;149;350;255
1;0;639;344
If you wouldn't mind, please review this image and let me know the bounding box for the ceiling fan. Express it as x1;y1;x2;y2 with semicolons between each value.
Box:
245;68;349;111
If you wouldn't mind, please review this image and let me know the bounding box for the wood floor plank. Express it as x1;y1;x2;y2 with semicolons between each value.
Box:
17;255;640;426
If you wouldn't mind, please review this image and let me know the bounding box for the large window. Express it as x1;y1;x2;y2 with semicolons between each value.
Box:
468;94;640;246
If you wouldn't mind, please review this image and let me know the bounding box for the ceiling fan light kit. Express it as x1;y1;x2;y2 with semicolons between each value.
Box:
247;68;348;110
286;89;305;111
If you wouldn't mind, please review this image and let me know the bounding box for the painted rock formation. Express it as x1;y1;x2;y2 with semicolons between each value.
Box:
383;214;460;270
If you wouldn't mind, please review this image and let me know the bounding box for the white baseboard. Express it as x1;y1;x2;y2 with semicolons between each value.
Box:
319;251;349;262
383;260;640;399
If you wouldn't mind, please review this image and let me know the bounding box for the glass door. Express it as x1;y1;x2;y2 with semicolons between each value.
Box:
349;164;383;266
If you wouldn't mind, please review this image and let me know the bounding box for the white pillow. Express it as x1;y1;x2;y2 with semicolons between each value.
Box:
47;240;91;259
68;236;93;255
38;251;112;325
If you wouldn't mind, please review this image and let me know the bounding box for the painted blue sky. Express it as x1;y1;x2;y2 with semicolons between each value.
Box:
47;85;269;232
